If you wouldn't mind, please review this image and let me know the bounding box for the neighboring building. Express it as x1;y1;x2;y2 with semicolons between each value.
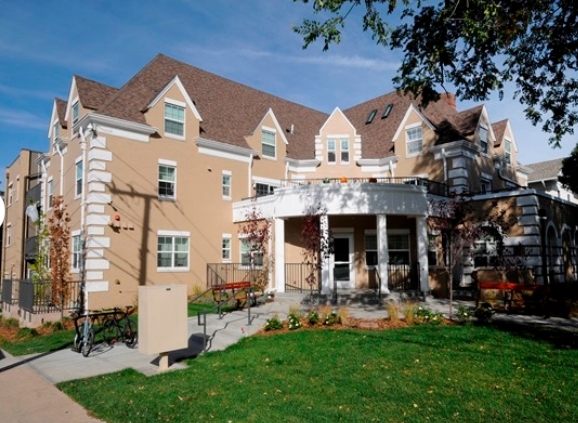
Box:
527;158;578;204
2;54;577;314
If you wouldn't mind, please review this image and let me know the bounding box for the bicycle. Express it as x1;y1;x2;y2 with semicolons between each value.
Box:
71;311;96;357
101;306;137;348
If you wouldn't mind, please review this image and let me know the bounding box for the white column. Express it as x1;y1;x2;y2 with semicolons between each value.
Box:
320;214;331;295
274;218;285;293
377;214;390;294
416;215;429;293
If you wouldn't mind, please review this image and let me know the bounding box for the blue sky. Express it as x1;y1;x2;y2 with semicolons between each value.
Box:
0;0;575;185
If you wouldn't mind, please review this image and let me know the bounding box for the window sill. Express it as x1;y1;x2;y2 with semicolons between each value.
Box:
158;196;177;202
157;267;190;273
165;133;185;141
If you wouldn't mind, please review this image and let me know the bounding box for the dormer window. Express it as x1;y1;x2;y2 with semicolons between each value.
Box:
504;139;512;164
327;139;336;163
261;129;276;159
53;122;60;141
406;125;423;156
72;102;79;125
165;102;185;137
479;126;488;154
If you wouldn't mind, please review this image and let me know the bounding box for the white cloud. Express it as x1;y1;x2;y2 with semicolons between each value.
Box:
0;108;47;131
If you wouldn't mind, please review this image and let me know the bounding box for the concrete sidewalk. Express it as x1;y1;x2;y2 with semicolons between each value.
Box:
1;292;577;423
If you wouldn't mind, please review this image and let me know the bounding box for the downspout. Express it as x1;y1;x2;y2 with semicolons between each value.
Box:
78;126;89;314
248;153;254;197
1;172;8;278
441;148;448;183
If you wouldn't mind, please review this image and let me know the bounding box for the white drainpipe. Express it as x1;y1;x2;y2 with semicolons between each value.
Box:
79;126;89;313
54;143;64;197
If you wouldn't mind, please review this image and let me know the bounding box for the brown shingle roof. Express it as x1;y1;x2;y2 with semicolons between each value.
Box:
526;158;564;182
55;98;67;129
492;119;508;147
97;54;328;159
74;75;118;111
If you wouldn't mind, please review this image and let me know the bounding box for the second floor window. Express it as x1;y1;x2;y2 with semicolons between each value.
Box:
47;179;54;209
7;183;13;206
262;130;276;158
6;224;11;247
327;139;336;163
222;172;231;199
53;122;60;140
165;103;185;137
72;102;79;125
341;139;350;164
72;234;81;270
255;183;274;197
158;235;189;269
75;160;83;197
406;126;423;155
158;165;176;199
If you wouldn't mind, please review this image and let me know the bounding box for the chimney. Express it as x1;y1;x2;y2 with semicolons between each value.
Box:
440;92;456;110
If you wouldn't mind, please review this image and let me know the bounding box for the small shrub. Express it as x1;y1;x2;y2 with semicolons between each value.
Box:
337;306;350;326
403;302;418;326
307;310;320;326
474;302;495;323
414;306;444;325
16;327;39;339
324;310;339;326
455;305;473;324
3;318;20;329
319;304;333;321
264;315;283;331
385;300;400;323
287;313;302;330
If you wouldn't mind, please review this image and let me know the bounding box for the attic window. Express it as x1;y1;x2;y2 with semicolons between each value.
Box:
381;104;393;119
366;109;378;124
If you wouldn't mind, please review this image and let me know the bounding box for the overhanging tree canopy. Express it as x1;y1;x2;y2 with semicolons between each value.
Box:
293;0;578;147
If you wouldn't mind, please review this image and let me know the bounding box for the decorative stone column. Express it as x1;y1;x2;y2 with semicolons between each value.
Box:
274;217;285;293
416;215;429;294
377;214;390;294
320;214;331;295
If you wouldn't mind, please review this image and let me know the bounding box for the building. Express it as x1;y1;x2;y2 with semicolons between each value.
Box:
2;54;577;317
527;158;578;204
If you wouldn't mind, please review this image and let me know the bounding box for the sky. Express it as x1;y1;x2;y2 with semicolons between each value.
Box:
0;0;576;187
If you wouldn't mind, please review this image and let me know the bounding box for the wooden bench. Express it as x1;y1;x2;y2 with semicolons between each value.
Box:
211;281;263;309
476;281;548;313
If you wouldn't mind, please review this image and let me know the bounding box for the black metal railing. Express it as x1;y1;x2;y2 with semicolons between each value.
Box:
14;279;81;314
285;263;320;293
388;262;420;292
1;279;15;305
206;263;265;288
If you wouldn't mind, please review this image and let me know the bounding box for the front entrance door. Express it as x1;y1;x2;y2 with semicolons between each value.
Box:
332;234;354;289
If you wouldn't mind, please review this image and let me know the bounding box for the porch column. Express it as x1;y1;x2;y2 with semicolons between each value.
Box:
274;218;285;293
377;214;390;294
320;214;331;295
416;215;429;294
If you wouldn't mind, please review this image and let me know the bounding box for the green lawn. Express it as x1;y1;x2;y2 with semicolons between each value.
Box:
58;324;578;423
0;327;76;356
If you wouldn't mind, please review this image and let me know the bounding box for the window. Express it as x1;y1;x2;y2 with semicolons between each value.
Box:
365;233;378;266
222;235;232;261
47;179;54;209
75;160;83;197
72;234;81;270
479;126;488;154
240;238;264;267
406;126;423;155
366;109;377;124
7;183;13;206
255;183;274;197
327;139;336;163
72;102;79;125
428;234;438;266
6;223;11;247
262;129;276;158
158;164;176;199
53;122;60;140
222;171;231;199
473;230;500;267
388;233;410;264
341;139;350;164
504;139;511;164
381;104;393;119
480;179;491;194
164;103;185;137
157;234;189;270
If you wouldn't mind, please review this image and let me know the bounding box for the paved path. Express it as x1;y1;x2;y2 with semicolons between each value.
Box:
1;291;577;423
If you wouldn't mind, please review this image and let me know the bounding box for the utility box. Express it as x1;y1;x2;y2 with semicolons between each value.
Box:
138;284;188;356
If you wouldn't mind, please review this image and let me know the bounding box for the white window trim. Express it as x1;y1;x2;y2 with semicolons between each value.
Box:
479;125;489;155
158;162;177;201
238;234;264;269
47;178;54;210
405;124;423;158
156;230;190;272
6;223;12;247
340;138;350;165
74;157;83;199
222;170;232;200
164;100;186;141
327;139;337;164
7;182;13;206
222;233;232;262
364;230;377;270
261;126;276;160
71;229;81;274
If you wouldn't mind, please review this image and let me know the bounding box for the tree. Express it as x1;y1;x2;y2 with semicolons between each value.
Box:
428;193;516;319
48;196;72;321
559;145;578;194
237;207;273;290
293;0;578;146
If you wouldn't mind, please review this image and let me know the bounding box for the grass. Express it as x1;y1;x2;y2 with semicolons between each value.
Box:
0;327;76;356
58;325;578;423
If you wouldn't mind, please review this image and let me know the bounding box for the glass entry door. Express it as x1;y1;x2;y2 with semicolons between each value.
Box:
332;234;354;289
